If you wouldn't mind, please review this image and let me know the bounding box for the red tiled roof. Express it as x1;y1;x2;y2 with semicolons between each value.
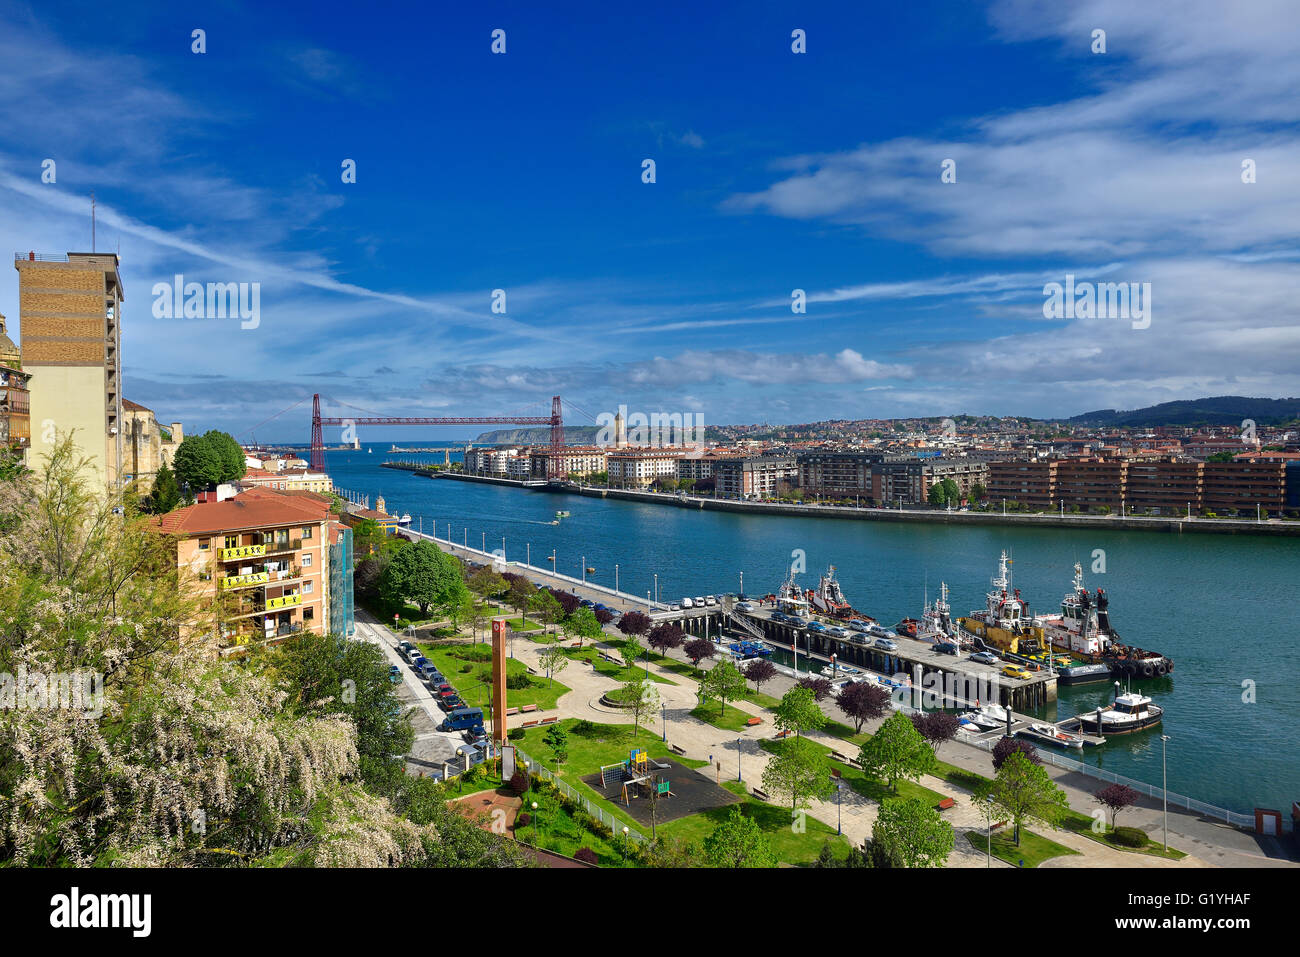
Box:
122;398;154;413
154;486;331;537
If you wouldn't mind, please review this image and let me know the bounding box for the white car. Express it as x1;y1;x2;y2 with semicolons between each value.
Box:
736;602;753;612
705;595;717;606
694;596;706;606
681;597;694;609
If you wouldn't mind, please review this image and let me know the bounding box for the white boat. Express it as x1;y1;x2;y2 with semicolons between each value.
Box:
820;663;861;677
960;710;1001;731
1021;722;1085;749
977;703;1012;727
1076;690;1163;736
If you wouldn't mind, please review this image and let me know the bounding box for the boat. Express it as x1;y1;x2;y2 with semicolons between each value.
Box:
1074;688;1163;736
975;703;1012;730
555;510;571;519
1019;722;1086;749
398;513;412;526
961;554;1173;682
960;709;1001;732
808;566;856;619
728;640;773;660
820;663;861;677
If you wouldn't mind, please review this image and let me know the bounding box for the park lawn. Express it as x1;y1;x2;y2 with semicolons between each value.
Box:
511;718;707;838
739;687;783;709
761;737;946;808
1057;810;1187;860
966;828;1079;868
690;702;760;732
417;642;569;711
517;787;638;868
659;781;854;866
562;646;678;686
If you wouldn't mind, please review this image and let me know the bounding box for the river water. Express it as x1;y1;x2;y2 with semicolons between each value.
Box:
327;447;1300;815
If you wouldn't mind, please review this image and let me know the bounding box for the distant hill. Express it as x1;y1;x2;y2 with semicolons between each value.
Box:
473;426;602;445
1066;396;1300;428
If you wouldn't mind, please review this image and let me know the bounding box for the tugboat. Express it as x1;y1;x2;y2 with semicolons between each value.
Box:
1040;564;1174;680
1075;684;1163;736
807;566;856;619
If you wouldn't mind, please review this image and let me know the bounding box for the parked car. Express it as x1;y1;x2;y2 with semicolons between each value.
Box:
440;694;465;710
873;637;898;651
787;616;807;627
405;648;423;665
440;706;485;736
934;642;959;656
388;665;403;683
970;651;999;665
669;603;681;611
694;596;705;606
419;661;441;679
705;596;717;606
808;622;827;633
397;641;415;656
681;597;694;608
1001;664;1032;680
848;620;870;632
736;602;754;612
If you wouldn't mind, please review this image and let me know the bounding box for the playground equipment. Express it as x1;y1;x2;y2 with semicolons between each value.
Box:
600;749;675;806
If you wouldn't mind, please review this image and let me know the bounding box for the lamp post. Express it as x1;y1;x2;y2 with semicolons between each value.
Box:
836;782;843;835
615;564;620;595
661;703;667;742
736;737;742;782
621;826;629;862
531;800;539;845
985;795;993;868
481;531;486;553
647;590;651;612
653;573;658;606
526;542;530;567
1161;734;1170;852
501;536;506;563
581;555;586;585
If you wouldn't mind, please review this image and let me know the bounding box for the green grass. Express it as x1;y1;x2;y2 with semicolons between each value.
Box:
516;787;639;867
562;646;678;686
1057;811;1187;860
690;702;760;732
966;828;1079;868
659;781;854;866
761;737;946;807
417;641;570;711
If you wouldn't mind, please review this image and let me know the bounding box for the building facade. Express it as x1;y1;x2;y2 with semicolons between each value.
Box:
16;252;124;489
0;364;31;460
986;460;1059;509
606;449;684;488
712;456;797;499
122;399;181;493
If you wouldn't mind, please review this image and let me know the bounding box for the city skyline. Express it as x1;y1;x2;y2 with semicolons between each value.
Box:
1;0;1297;441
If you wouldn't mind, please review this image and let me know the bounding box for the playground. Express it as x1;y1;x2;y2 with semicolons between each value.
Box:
580;751;741;828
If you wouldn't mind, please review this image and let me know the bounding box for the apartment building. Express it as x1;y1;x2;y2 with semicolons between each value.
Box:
0;363;31;460
873;456;989;506
240;466;333;493
797;451;884;498
529;447;608;479
713;455;797;499
15;252;125;488
1125;459;1203;513
1055;458;1128;511
986;460;1059;509
606;448;685;488
1201;460;1285;515
156;487;334;654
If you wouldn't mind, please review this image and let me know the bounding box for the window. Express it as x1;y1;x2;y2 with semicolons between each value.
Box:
304;581;314;594
224;535;238;550
302;553;312;567
302;526;313;540
199;538;210;551
303;607;314;621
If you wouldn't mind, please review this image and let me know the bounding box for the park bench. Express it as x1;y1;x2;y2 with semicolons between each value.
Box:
774;729;791;739
936;797;956;811
669;744;687;756
505;707;520;716
991;820;1008;831
745;716;762;727
830;768;842;779
750;788;771;801
526;666;538;675
520;704;539;714
539;716;559;725
520;720;539;728
571;641;583;648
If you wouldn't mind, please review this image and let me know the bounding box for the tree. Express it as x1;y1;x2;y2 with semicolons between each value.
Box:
796;675;833;702
761;736;834;814
379;540;464;617
872;798;954;868
701;808;776;868
172;430;245;490
567;606;604;647
351;518;390;559
910;711;961;757
743;658;777;694
467;566;507;612
927;482;947;508
543;724;569;766
992;735;1041;772
139;462;181;514
621;677;659;735
857;711;936;792
970;482;987;502
618;636;644;671
773;686;827;739
504;573;537;619
553;590;581;617
617;610;651;637
529;590;563;635
836;681;890;734
647;622;686;656
683;637;716;670
593;607;615;626
538;645;570;686
699;660;747;717
989;751;1069;847
1095;783;1141;830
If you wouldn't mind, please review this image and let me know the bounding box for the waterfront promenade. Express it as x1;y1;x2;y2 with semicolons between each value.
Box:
384;464;1300;537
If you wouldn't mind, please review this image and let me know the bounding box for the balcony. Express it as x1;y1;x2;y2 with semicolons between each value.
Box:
219;539;301;562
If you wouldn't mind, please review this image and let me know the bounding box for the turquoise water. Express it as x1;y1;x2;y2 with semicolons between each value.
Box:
328;448;1300;815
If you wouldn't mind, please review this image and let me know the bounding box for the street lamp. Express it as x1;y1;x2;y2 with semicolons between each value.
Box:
653;573;658;606
482;531;486;553
985;795;994;867
621;826;630;862
736;737;742;782
615;564;620;594
1161;734;1170;852
581;556;586;584
836;782;843;835
532;800;539;845
661;703;667;742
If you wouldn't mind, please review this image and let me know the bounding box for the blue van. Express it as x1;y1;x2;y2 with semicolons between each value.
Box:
440;707;485;736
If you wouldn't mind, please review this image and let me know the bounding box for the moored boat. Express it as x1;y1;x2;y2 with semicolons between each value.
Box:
1075;687;1163;736
1019;721;1086;749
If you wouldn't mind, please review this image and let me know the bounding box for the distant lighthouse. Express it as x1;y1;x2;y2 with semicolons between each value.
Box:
614;409;627;449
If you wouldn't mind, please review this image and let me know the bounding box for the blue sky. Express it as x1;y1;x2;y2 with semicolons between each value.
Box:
1;0;1297;441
